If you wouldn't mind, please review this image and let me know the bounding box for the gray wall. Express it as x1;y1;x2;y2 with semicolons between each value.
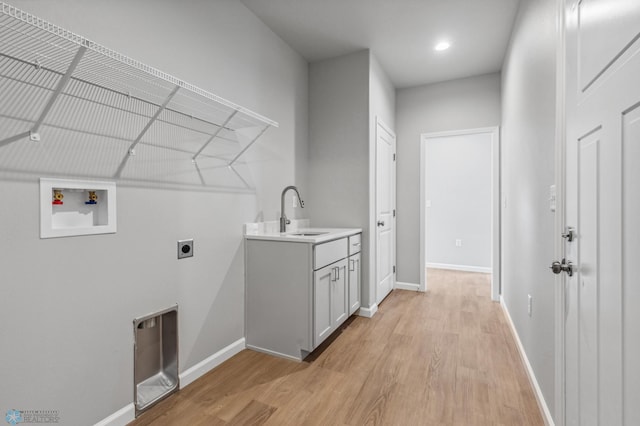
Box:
501;0;557;417
307;50;395;310
308;51;369;229
0;1;308;424
395;73;501;284
426;132;492;269
308;51;371;305
370;54;396;131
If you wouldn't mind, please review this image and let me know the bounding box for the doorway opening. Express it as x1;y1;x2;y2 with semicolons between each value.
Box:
419;127;500;300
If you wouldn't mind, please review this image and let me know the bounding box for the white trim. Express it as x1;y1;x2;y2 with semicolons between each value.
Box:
358;303;378;318
420;127;501;301
501;296;555;426
179;338;245;389
426;263;492;274
368;116;377;319
419;127;498;138
94;339;245;425
93;404;135;426
395;281;420;291
554;1;567;424
420;137;427;293
374;117;397;305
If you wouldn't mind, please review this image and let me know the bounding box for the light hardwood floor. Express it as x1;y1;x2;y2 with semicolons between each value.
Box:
131;269;543;425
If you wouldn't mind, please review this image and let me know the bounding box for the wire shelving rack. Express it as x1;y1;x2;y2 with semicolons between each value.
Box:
0;2;278;191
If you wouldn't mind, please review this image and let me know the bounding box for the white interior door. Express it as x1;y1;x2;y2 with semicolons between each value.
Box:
563;1;640;424
376;119;395;304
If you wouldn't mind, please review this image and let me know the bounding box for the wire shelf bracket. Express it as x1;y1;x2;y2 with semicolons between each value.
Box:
192;109;238;163
114;85;180;178
30;44;86;140
228;125;270;166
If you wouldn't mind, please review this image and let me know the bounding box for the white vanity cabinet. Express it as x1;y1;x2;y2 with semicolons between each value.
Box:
245;229;361;361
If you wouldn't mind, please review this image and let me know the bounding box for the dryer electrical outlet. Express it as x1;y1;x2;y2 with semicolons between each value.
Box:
177;239;194;259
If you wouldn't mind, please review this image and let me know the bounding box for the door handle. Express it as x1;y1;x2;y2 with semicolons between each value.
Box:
349;259;355;272
550;258;575;277
377;220;385;227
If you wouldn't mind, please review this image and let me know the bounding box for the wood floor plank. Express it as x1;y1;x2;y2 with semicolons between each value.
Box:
130;269;544;426
225;400;276;425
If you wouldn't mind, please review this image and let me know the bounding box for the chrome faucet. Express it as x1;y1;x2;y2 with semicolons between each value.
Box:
280;185;304;232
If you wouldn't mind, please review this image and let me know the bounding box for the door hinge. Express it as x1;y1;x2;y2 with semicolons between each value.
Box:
393;153;396;161
393;209;396;217
393;265;396;273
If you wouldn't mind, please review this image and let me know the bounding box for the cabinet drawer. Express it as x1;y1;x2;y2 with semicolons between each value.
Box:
314;238;348;270
348;233;362;255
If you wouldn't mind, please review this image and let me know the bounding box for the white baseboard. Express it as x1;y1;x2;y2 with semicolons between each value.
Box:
427;262;492;274
179;337;246;389
93;403;135;426
395;281;420;291
358;303;378;318
500;297;555;426
94;339;245;425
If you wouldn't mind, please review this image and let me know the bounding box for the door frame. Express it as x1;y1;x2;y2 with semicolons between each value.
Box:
374;117;396;305
554;0;567;424
419;126;501;301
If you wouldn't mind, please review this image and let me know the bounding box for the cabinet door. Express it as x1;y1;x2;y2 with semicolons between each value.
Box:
332;259;348;328
348;253;361;316
314;264;333;347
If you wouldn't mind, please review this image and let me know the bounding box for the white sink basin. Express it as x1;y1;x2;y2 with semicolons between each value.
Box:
288;232;329;236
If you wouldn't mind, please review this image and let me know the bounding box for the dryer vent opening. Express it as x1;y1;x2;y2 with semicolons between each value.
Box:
133;306;178;416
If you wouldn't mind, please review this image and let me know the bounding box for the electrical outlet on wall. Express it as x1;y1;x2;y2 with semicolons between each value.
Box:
528;294;533;317
455;239;462;247
178;239;194;259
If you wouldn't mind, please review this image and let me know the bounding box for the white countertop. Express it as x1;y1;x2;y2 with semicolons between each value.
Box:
244;227;362;244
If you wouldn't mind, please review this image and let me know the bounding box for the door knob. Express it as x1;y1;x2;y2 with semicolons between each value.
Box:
550;258;574;277
377;220;385;227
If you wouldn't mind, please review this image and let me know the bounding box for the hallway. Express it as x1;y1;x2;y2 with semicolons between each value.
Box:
133;269;543;425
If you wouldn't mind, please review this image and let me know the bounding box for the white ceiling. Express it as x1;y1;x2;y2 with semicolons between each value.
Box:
240;0;521;89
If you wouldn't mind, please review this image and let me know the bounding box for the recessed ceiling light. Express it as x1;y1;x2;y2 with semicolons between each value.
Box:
434;41;451;51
